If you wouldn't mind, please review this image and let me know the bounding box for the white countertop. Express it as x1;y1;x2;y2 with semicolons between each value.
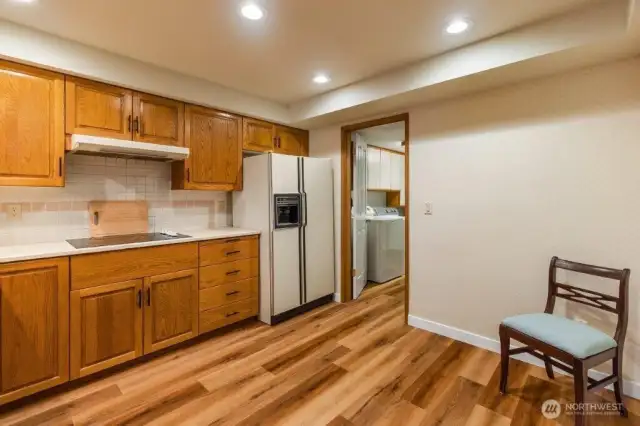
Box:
0;228;260;264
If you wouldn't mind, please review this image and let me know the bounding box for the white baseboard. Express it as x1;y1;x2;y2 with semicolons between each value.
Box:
408;314;640;399
333;293;341;303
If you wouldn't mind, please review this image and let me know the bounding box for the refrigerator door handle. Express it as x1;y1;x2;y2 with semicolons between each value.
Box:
301;193;307;227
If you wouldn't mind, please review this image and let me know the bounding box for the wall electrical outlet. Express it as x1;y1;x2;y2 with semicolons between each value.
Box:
6;204;22;221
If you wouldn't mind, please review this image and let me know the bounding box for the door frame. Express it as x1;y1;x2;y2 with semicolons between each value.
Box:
340;113;410;322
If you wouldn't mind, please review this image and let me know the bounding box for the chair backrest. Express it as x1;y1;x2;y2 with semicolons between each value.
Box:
545;256;630;345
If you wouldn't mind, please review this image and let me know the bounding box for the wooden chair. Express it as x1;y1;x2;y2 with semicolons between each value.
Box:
499;256;630;426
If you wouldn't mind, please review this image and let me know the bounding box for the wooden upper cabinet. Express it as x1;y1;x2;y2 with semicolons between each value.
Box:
0;61;65;187
0;258;69;405
172;105;242;191
133;92;184;147
70;280;143;379
274;125;308;156
143;270;198;354
65;77;133;140
242;118;274;153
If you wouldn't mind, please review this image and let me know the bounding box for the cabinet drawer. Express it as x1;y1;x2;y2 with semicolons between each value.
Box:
199;277;257;311
199;258;259;289
199;237;258;267
71;243;198;290
199;298;258;334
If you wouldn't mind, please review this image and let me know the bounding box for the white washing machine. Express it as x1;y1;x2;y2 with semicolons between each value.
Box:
366;207;405;283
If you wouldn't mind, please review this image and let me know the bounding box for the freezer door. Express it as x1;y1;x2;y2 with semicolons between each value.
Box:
302;157;335;302
271;153;299;194
272;227;302;315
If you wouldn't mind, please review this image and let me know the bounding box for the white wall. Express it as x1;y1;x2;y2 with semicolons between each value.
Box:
310;56;640;384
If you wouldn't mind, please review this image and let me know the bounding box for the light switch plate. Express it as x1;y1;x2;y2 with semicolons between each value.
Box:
424;202;433;215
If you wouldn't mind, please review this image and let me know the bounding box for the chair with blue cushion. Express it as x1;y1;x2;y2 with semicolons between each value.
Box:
499;256;630;426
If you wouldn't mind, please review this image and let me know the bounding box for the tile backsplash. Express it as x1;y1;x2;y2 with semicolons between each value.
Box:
0;154;231;246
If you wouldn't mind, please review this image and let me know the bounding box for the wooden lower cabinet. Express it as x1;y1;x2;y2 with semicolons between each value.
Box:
200;277;257;311
70;280;143;379
0;258;69;404
143;270;199;354
200;258;259;289
0;237;260;406
199;236;259;267
198;236;259;334
200;298;258;334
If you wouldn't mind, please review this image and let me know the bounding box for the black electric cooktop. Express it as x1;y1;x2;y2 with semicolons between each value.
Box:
66;233;191;249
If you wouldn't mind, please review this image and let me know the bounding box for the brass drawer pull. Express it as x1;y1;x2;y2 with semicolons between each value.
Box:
226;290;240;296
226;270;241;276
225;250;241;256
226;311;239;318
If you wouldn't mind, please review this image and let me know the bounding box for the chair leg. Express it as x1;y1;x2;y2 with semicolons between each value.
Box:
543;355;555;380
573;359;588;426
613;351;628;418
499;326;510;395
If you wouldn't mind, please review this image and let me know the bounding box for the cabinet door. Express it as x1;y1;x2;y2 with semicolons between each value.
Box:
173;106;242;191
0;258;69;404
65;77;133;140
0;60;65;187
70;280;143;379
390;153;403;191
133;92;184;147
366;146;381;189
379;149;392;190
242;118;274;152
144;269;198;354
274;126;307;156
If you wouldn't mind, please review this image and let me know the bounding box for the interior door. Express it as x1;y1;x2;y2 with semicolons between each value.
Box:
352;133;368;299
302;157;335;302
144;270;199;354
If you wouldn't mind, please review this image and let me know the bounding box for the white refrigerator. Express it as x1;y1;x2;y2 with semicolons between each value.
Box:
233;153;335;325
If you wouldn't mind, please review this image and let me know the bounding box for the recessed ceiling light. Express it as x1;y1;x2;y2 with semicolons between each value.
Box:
446;19;470;34
241;4;264;20
313;74;330;84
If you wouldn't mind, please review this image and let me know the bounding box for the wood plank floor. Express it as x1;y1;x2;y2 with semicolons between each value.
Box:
1;279;638;425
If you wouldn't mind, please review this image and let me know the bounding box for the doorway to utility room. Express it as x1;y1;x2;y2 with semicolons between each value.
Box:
340;114;409;322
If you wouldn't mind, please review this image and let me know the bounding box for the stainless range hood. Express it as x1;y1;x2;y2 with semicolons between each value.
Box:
69;134;189;161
